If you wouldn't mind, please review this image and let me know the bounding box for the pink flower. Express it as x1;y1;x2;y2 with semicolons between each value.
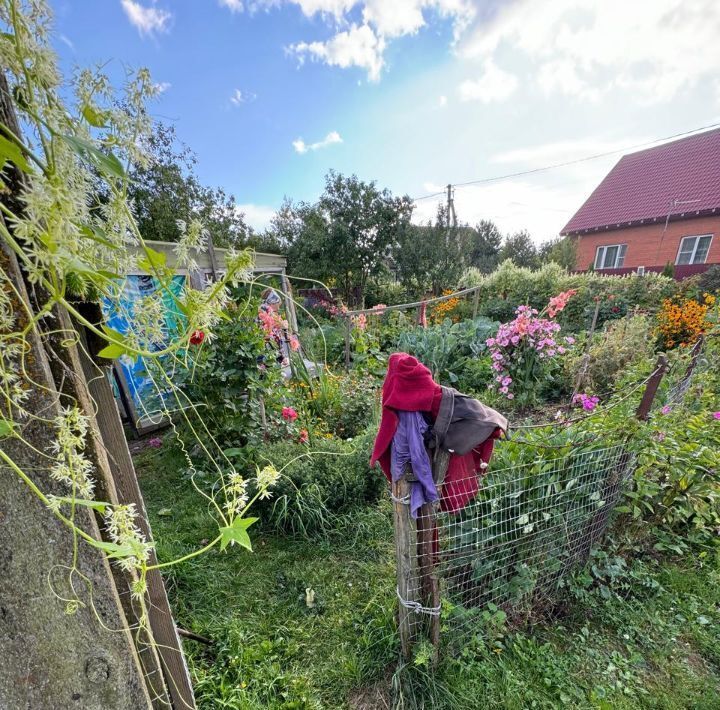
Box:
565;336;576;345
507;393;514;400
352;314;368;331
573;393;600;411
148;437;163;448
655;432;666;442
282;406;298;421
547;289;577;318
289;334;300;352
501;376;512;387
713;411;720;420
299;429;309;444
661;405;671;415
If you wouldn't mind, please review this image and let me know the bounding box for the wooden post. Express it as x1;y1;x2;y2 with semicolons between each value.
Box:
280;270;298;334
416;503;440;661
344;315;351;371
636;355;669;420
472;288;480;319
76;312;196;709
683;335;704;383
393;476;417;659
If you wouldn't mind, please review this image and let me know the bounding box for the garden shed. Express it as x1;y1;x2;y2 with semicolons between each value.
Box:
104;241;291;433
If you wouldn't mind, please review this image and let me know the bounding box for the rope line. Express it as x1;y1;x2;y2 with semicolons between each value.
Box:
396;588;441;617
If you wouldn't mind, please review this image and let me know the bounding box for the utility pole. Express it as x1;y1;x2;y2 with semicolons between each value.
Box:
446;184;457;229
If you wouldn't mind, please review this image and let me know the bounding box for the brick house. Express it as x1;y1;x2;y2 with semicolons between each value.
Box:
561;128;720;278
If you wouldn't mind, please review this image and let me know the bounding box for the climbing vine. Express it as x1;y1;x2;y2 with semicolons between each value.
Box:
0;0;296;694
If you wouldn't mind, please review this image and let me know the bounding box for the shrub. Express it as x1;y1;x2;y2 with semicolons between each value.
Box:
184;300;279;445
256;428;384;534
655;295;714;348
699;265;720;295
565;315;654;395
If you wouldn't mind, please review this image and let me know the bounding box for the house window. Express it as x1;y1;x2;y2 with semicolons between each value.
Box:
594;244;627;269
676;235;712;265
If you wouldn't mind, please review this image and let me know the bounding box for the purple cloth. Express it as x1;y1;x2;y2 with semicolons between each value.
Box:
390;410;438;518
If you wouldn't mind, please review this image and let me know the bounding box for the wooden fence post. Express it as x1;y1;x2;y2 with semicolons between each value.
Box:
416;503;440;662
393;476;417;660
636;355;669;420
472;288;480;319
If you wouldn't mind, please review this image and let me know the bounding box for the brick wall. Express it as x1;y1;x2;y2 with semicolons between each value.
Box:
574;214;720;271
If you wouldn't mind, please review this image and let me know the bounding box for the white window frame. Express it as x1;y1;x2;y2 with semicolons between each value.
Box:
675;234;713;266
594;244;627;269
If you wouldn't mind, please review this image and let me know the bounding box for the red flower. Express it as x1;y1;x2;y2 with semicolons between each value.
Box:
299;429;309;444
282;406;298;421
190;330;205;345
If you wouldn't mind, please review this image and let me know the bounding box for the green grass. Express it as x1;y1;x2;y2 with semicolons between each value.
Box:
136;445;720;709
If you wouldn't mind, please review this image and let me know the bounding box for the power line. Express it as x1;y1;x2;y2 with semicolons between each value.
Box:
411;121;720;203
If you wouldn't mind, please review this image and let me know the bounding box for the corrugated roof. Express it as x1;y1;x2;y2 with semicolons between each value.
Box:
561;128;720;235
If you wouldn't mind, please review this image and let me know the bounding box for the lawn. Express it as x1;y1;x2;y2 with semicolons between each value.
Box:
136;444;720;710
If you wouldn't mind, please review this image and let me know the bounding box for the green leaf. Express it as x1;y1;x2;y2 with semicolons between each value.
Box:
223;448;244;457
0;133;31;173
81;104;108;128
0;420;17;438
137;246;167;274
219;516;258;551
55;497;108;514
516;513;530;526
97;342;127;359
157;508;173;517
62;134;125;179
88;538;143;559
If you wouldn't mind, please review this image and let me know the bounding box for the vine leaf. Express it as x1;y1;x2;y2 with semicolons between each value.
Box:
0;420;17;438
97;324;131;359
81;104;108;128
62;134;125;180
137;246;167;275
219;516;258;551
0;133;31;173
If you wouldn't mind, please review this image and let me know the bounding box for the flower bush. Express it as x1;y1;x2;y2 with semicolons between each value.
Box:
430;289;461;323
487;292;577;407
655;294;714;348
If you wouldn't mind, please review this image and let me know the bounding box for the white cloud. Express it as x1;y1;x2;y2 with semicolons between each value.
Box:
230;88;256;105
120;0;172;36
282;1;475;80
458;59;518;103
237;203;277;231
289;24;385;82
219;0;244;12
292;130;343;154
437;94;448;108
154;81;172;95
459;0;720;104
59;34;75;51
491;138;639;165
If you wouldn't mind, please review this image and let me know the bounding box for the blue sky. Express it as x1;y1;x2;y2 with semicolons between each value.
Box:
52;0;720;240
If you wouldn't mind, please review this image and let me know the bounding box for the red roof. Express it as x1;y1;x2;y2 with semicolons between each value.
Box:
561;128;720;235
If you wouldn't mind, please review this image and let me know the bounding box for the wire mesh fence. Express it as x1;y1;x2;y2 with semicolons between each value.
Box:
393;338;709;659
400;444;632;646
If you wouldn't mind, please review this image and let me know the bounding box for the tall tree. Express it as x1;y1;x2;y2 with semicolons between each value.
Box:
500;230;539;269
538;236;577;270
286;171;413;305
394;205;470;296
469;219;503;273
128;122;252;248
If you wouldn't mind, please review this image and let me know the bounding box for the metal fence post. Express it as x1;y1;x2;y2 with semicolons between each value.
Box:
636;354;669;420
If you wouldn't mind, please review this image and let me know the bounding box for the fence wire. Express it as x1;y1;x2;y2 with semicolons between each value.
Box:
403;444;632;641
396;336;709;651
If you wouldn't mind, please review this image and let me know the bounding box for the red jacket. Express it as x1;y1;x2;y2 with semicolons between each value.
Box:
371;352;503;513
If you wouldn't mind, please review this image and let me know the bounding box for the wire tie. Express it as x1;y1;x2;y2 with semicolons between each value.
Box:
390;493;411;505
396;587;441;616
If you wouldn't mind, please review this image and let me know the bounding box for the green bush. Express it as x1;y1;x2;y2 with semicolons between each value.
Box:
183;300;279;446
564;315;654;395
256;428;384;534
699;265;720;295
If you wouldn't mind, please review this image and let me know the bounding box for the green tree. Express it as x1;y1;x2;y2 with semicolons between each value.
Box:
286;171;413;305
469;219;503;273
128;122;252;248
500;229;539;269
394;205;470;296
538;236;577;270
